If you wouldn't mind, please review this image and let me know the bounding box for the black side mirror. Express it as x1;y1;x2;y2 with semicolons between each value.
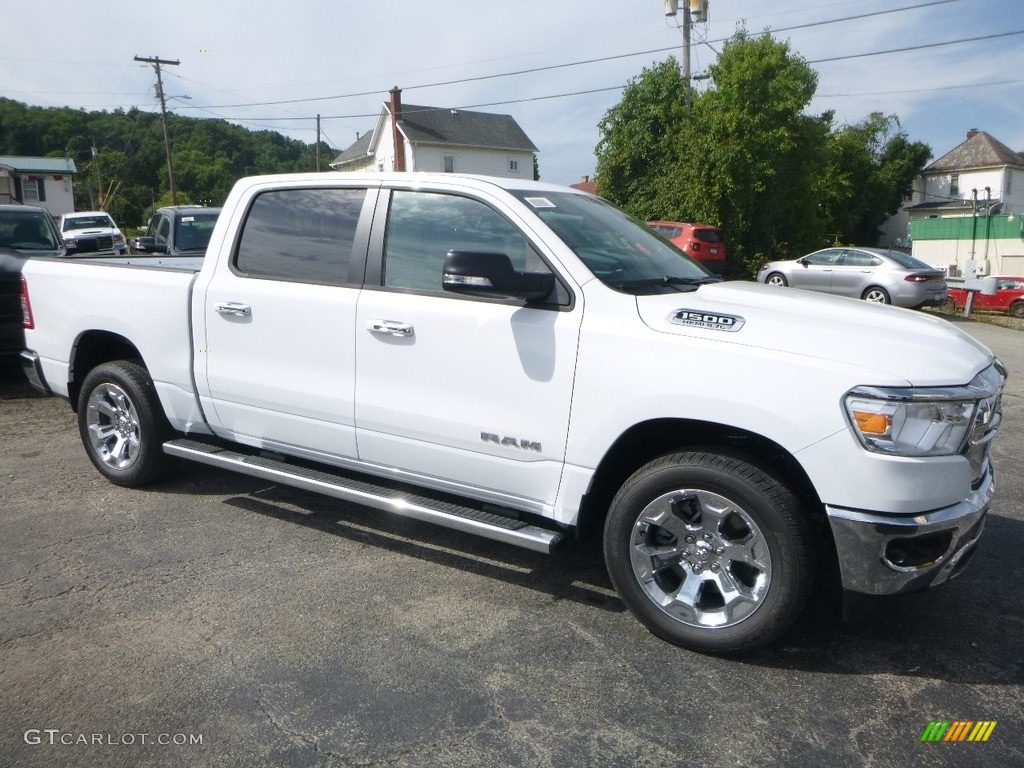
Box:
133;236;166;253
442;251;555;302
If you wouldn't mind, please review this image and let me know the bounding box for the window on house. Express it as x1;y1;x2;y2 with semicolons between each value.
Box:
443;156;454;173
21;176;45;203
1007;172;1013;195
950;174;959;196
508;159;519;172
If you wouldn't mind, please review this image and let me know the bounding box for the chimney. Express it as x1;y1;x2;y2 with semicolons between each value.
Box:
389;86;406;172
581;175;590;183
967;128;980;140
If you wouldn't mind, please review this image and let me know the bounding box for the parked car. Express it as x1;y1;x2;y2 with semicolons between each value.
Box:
0;204;64;355
130;206;222;256
947;276;1024;317
58;211;128;256
20;172;1006;654
757;247;947;309
647;221;727;273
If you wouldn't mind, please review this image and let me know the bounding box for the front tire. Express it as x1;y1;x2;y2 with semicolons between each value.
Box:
603;451;815;654
77;361;175;487
1010;302;1024;319
765;272;788;287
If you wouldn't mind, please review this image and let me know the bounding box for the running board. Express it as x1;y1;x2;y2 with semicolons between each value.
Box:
163;438;563;554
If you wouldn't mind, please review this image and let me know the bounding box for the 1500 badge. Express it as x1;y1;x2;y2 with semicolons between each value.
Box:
670;310;745;332
481;432;542;452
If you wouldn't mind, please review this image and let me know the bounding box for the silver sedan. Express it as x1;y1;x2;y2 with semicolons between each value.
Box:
756;247;948;309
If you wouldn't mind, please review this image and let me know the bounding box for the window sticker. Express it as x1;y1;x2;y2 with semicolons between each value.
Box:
524;197;556;209
182;216;195;222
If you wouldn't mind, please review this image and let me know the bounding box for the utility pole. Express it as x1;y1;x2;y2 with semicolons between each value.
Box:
91;141;103;210
664;1;707;113
134;55;180;205
316;114;321;172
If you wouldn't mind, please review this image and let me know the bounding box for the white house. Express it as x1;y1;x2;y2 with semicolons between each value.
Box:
330;89;537;179
0;156;78;216
879;131;1024;275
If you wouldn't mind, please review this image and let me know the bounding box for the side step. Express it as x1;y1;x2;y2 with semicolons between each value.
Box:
163;438;563;554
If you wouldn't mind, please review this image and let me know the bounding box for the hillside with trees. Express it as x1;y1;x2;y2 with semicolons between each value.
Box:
594;32;933;277
0;97;333;227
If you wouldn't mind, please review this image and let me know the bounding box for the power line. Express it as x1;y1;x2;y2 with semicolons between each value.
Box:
177;0;972;112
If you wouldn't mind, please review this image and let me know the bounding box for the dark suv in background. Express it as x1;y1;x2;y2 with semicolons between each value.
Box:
0;205;64;355
130;205;222;256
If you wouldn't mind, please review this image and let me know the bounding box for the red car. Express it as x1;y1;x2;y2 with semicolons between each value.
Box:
947;276;1024;317
647;220;727;273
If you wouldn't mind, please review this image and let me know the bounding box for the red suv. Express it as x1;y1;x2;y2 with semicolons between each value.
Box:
947;276;1024;317
647;221;727;273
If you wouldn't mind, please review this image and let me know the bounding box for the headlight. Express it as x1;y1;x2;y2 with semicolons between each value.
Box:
113;233;125;244
844;394;975;456
843;365;1005;457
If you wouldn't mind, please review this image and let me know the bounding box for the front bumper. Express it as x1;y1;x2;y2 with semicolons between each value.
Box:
826;467;993;595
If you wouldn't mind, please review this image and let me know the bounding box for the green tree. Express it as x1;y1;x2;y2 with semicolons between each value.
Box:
654;32;832;275
594;58;687;219
819;113;931;246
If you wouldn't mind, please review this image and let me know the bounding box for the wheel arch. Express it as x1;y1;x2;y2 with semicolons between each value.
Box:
68;330;145;412
576;418;824;540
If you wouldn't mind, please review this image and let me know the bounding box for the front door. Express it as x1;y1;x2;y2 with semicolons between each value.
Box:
354;188;582;507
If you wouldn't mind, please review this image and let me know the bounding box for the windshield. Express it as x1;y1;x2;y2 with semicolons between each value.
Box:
0;213;60;251
63;215;115;231
510;191;710;291
173;211;220;251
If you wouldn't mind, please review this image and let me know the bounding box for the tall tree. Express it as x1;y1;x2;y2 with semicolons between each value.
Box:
653;32;832;275
594;59;687;219
820;113;931;246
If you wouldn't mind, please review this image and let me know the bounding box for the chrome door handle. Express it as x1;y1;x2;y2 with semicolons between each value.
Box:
367;319;414;337
215;301;252;317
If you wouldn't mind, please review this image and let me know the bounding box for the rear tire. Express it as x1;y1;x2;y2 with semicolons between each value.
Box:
1010;302;1024;319
862;286;891;304
77;361;175;487
603;451;815;654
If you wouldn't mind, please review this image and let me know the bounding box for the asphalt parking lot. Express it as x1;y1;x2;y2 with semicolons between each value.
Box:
1;316;1022;768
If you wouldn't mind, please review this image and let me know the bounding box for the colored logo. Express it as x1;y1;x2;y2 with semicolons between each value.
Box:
921;721;996;742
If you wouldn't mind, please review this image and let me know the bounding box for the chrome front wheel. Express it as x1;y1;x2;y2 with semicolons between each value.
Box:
604;451;814;653
629;489;772;629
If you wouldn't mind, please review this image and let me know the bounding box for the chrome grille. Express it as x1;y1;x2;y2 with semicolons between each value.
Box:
965;392;1001;485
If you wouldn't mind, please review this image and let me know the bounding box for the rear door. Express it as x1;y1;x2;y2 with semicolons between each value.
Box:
353;186;582;507
830;249;880;298
198;183;378;459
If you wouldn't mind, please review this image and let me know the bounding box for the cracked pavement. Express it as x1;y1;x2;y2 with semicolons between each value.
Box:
1;316;1022;767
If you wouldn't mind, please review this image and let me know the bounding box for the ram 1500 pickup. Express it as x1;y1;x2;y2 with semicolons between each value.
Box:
19;172;1006;653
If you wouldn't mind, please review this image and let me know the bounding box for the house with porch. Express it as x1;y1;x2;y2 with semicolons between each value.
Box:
0;156;78;217
880;130;1024;276
330;88;537;179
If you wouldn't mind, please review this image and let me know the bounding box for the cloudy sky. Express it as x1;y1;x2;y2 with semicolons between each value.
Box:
2;0;1021;187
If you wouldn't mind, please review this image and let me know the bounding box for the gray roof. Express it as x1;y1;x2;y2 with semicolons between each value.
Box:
329;132;373;167
926;131;1024;173
0;155;78;174
331;102;537;167
396;104;537;152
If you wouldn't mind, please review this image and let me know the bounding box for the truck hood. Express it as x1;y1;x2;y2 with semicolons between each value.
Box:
635;281;994;386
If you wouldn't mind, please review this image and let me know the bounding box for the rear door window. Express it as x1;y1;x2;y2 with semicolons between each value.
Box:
234;188;368;286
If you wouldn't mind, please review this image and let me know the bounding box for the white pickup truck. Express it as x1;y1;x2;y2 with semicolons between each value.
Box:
19;172;1006;653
